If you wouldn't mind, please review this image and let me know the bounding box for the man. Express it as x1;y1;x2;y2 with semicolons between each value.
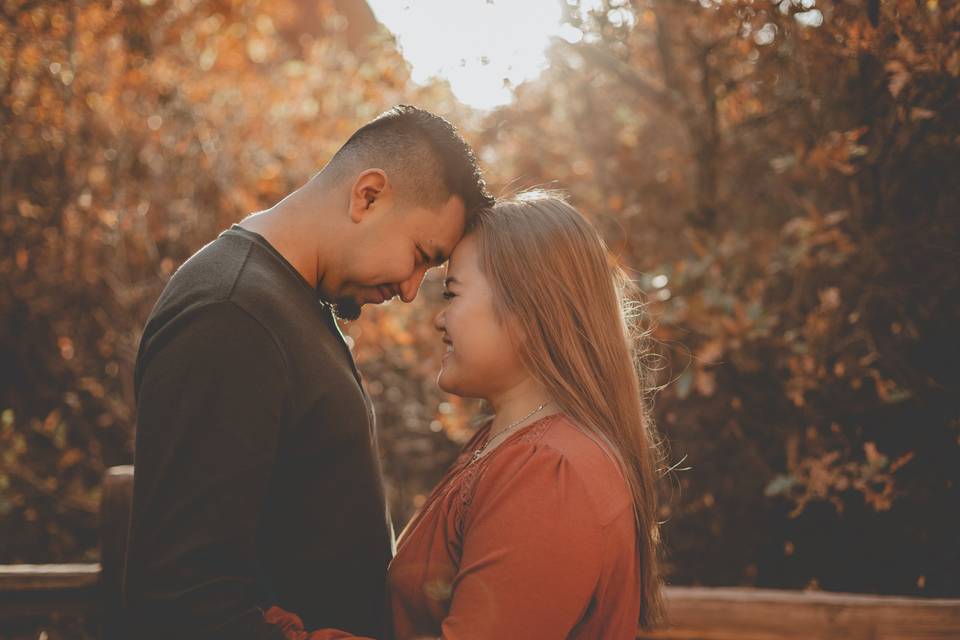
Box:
122;105;493;639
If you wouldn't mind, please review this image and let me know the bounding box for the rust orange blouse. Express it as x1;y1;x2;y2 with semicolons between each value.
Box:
267;413;641;639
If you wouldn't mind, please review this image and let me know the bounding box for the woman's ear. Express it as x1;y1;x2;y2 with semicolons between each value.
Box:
348;169;390;223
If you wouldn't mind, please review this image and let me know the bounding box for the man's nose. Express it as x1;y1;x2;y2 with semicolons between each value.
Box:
398;265;428;303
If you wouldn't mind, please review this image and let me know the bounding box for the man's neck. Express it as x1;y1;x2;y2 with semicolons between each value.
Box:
238;186;333;290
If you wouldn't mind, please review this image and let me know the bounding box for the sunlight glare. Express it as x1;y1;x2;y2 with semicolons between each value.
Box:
367;0;583;110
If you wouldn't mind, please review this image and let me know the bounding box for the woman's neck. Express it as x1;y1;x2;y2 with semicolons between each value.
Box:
487;378;555;439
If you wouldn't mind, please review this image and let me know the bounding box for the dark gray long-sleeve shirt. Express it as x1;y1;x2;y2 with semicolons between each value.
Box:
122;225;394;639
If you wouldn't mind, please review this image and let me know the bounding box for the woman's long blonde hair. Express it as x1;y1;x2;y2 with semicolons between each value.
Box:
471;190;665;628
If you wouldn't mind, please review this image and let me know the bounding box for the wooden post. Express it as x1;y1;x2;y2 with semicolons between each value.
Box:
99;465;134;640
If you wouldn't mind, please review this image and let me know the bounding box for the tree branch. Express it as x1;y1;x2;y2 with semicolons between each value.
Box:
558;39;693;120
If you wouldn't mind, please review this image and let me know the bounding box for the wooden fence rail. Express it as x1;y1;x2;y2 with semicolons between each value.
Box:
1;466;958;639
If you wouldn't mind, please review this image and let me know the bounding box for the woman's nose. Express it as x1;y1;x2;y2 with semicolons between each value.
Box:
434;308;446;332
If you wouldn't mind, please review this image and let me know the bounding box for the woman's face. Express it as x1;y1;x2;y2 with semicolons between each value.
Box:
434;234;528;400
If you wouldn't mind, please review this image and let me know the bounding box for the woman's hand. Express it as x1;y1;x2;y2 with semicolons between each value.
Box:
262;606;374;640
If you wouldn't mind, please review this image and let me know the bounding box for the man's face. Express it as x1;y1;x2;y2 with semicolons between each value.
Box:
328;194;467;320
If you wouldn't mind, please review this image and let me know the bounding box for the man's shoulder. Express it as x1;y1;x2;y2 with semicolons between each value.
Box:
146;231;316;341
147;232;252;325
136;230;354;399
137;233;292;374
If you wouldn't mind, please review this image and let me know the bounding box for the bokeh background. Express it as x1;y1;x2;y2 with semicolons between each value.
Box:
1;0;958;637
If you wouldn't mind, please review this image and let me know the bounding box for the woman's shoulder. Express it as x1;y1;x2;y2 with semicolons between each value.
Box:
480;413;634;527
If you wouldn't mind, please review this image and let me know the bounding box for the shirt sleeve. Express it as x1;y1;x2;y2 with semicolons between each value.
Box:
440;442;604;639
262;607;374;640
125;301;290;639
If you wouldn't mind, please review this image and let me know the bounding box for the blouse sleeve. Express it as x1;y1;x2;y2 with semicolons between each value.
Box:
441;441;604;639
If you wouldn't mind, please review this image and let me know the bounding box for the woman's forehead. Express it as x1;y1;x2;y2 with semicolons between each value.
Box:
446;234;480;278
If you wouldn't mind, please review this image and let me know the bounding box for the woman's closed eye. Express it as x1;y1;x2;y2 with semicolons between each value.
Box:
442;290;456;300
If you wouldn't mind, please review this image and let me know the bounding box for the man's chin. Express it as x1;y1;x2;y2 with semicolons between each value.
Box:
330;297;363;321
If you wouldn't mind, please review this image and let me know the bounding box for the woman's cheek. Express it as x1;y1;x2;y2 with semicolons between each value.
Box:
440;336;478;395
438;354;467;395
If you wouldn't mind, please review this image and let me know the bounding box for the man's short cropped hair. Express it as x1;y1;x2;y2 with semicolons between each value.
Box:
326;105;494;214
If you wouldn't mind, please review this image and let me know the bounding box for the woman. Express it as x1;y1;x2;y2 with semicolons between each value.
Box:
267;191;665;639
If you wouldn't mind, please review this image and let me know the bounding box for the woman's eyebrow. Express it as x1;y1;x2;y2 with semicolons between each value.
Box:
443;276;460;287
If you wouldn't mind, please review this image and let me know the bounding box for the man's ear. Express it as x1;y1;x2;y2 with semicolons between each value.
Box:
348;169;390;223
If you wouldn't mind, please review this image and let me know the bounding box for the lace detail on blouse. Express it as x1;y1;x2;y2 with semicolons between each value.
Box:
454;414;559;537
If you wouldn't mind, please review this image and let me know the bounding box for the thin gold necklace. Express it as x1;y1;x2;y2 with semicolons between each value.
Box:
470;402;550;464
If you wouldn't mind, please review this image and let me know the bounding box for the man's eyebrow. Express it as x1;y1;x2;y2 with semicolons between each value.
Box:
419;243;446;266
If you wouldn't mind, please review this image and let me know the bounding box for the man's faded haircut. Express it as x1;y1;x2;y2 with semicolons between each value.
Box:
326;105;494;215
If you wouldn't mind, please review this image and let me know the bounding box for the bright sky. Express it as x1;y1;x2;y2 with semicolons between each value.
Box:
367;0;585;110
